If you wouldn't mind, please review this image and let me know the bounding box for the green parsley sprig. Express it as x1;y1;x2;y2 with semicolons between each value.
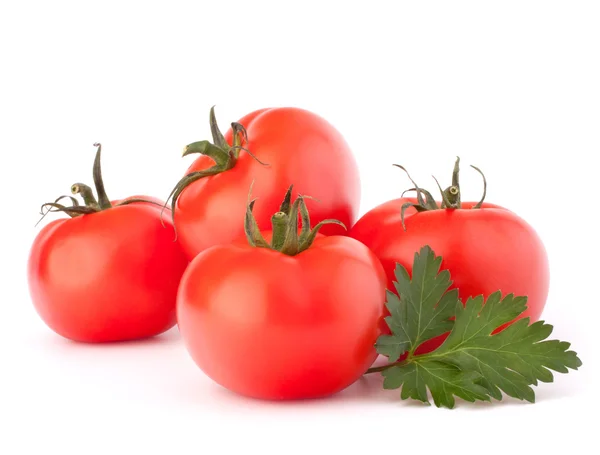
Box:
367;246;582;409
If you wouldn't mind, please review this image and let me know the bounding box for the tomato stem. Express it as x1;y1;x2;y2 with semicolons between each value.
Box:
71;183;99;209
36;143;138;225
270;212;289;250
164;107;268;230
244;185;346;256
450;156;461;206
395;156;489;230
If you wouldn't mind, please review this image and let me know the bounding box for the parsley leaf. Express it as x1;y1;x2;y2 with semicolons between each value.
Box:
382;360;491;408
375;247;457;362
437;293;583;402
373;245;583;408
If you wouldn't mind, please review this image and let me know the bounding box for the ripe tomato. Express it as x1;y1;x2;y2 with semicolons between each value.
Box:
177;190;386;400
350;161;549;354
171;107;360;259
28;145;188;343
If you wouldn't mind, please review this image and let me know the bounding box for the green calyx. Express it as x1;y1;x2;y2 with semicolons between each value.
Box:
395;156;488;230
245;185;346;256
164;106;268;221
36;143;162;225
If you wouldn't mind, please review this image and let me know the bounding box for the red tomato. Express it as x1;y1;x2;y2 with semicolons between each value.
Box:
177;234;386;400
28;203;188;343
174;107;360;259
350;174;549;355
28;145;188;343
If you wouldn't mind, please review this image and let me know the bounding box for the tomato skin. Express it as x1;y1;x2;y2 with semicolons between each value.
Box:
177;235;387;400
176;107;360;259
350;198;549;354
27;203;189;342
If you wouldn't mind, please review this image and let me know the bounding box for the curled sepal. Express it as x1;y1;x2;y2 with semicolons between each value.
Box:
400;202;428;231
92;143;112;210
41;203;98;216
393;164;428;209
37;200;68;225
230;122;248;153
229;121;269;165
36;202;98;226
278;185;294;216
400;188;439;210
432;176;453;209
164;165;225;228
470;165;487;209
49;195;80;211
244;199;270;249
230;144;270;166
209;106;228;149
298;196;311;244
297;219;346;253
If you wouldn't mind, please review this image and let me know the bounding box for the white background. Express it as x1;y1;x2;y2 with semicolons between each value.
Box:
1;1;598;453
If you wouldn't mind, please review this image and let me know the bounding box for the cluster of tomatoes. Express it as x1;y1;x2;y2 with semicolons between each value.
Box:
27;106;549;400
